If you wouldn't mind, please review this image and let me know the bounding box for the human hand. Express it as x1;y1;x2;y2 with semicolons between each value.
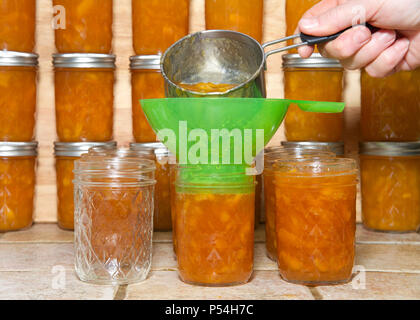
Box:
297;0;420;77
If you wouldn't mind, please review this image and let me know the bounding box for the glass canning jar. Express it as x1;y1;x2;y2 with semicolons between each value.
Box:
53;54;115;142
205;0;264;43
281;141;345;157
361;69;420;141
273;158;358;285
54;141;117;230
53;0;113;53
174;166;256;286
132;0;190;55
283;54;344;142
0;142;37;232
0;0;36;52
73;151;156;285
360;142;420;233
0;52;38;141
130;55;164;143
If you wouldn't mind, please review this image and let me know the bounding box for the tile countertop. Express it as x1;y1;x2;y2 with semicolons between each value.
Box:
0;223;419;300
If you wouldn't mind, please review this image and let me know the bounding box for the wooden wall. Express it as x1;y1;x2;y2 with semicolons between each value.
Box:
34;0;361;222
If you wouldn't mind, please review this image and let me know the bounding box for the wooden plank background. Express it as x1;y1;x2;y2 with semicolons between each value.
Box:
34;0;361;222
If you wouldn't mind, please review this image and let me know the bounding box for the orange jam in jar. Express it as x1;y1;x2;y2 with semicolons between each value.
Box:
0;0;36;52
0;52;38;142
54;142;117;230
205;0;264;43
274;158;357;285
360;142;420;233
174;167;255;286
130;143;176;231
0;142;37;232
130;56;164;143
177;82;237;93
74;151;156;284
53;0;113;53
283;54;344;142
132;0;190;55
263;148;335;261
361;69;420;141
54;54;115;142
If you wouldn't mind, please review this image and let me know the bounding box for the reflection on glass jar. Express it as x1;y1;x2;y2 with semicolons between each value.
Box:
53;54;115;142
53;0;113;53
54;142;117;230
74;151;156;284
132;0;190;55
274;158;357;285
281;141;345;157
0;142;37;232
130;55;164;143
174;166;255;286
361;69;420;141
0;0;36;52
360;142;420;233
0;52;38;142
283;54;344;142
205;0;264;43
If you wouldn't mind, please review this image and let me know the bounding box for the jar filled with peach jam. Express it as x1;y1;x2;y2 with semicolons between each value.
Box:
281;141;345;157
263;148;335;261
361;69;420;142
0;142;37;232
0;52;38;142
53;54;116;142
273;158;357;285
132;0;190;55
360;142;420;233
283;54;344;142
205;0;264;43
53;0;113;53
54;141;117;230
286;0;321;52
0;0;36;52
174;166;256;286
130;55;164;143
130;143;175;231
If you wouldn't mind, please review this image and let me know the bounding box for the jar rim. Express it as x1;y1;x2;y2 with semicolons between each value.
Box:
0;51;39;67
53;53;116;69
282;53;342;69
360;142;420;156
130;142;173;156
130;55;161;70
54;141;117;157
281;141;345;155
0;142;38;157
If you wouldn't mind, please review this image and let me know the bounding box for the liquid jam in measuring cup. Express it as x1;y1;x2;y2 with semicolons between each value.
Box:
177;82;237;93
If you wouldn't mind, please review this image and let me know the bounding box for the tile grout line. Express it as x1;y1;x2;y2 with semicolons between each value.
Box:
308;287;323;300
114;285;128;300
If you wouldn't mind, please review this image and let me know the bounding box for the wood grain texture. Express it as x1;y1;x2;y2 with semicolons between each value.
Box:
33;0;361;223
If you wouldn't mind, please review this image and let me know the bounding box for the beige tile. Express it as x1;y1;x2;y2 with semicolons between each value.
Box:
126;270;314;300
356;225;420;244
153;231;173;243
0;271;117;300
316;272;420;300
0;223;73;244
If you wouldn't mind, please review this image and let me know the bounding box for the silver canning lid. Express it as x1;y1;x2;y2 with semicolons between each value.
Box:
130;55;161;70
360;142;420;156
130;142;172;156
0;142;38;157
53;53;116;69
0;51;39;67
282;53;342;69
54;141;117;157
281;141;345;156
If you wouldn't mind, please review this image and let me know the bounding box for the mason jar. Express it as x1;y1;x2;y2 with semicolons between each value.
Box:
281;141;345;157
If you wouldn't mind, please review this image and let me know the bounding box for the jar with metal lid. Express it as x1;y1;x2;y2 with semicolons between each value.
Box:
174;166;256;286
281;141;345;157
54;141;117;230
130;142;175;231
361;69;420;141
360;142;420;233
130;55;164;143
283;54;344;142
205;0;264;43
0;0;36;52
74;150;156;284
53;54;115;142
53;0;113;53
0;142;37;232
274;158;357;285
0;52;38;141
132;0;190;55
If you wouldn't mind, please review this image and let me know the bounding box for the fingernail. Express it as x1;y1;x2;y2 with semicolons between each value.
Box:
353;28;371;44
394;38;410;52
299;18;319;30
378;30;396;42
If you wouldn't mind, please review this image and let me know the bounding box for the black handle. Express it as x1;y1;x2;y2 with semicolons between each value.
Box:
300;23;378;46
